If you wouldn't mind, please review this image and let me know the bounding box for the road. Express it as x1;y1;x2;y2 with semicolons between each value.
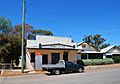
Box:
0;68;120;84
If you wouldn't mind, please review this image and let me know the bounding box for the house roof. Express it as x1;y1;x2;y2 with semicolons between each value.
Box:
101;45;116;53
77;42;84;46
78;50;103;54
77;42;99;51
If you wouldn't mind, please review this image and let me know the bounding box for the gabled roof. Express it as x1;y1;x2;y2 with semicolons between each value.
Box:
78;50;103;54
77;42;99;51
77;42;84;46
101;46;119;53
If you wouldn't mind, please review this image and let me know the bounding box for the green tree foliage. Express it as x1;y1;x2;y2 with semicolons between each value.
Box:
0;16;20;66
83;34;110;50
32;29;53;36
28;29;53;40
0;16;13;35
0;34;21;66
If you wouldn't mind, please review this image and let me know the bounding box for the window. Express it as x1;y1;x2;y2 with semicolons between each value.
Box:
88;54;103;59
81;54;87;59
106;55;112;58
82;44;86;48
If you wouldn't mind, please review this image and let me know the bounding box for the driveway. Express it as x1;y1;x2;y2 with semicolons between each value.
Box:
0;67;120;84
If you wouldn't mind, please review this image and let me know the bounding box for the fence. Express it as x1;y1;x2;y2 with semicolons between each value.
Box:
0;63;13;70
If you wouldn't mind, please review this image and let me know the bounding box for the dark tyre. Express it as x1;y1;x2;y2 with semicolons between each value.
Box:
54;70;60;75
50;71;54;74
78;68;83;73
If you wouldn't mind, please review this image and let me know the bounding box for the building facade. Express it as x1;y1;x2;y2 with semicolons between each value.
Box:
26;35;78;70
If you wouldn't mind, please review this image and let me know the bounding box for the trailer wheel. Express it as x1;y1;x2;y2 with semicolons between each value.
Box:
54;70;60;75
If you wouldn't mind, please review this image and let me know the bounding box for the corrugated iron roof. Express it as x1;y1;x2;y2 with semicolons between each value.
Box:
101;46;115;53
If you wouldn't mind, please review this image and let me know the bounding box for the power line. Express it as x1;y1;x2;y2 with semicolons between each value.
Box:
26;11;55;30
26;0;38;11
26;0;53;30
26;11;72;38
26;0;66;35
26;0;56;31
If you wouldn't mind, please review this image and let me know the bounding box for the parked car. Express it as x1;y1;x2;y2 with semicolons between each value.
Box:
42;60;85;75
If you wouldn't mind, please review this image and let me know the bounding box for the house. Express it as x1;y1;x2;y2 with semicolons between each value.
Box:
77;42;103;60
101;46;120;58
77;42;120;59
26;35;78;70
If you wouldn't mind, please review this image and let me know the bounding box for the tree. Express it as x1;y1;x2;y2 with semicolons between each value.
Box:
27;29;53;40
0;17;21;66
32;29;53;36
13;24;33;39
0;34;21;66
13;24;53;40
0;16;13;35
83;34;110;50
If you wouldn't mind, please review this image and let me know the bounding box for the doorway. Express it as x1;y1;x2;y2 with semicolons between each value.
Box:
42;54;48;64
51;53;60;64
63;52;68;61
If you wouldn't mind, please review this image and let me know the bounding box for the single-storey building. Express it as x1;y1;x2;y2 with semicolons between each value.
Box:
77;43;120;59
77;42;103;60
101;46;120;58
26;35;78;70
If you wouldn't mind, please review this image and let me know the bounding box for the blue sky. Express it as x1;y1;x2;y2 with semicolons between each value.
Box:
0;0;120;45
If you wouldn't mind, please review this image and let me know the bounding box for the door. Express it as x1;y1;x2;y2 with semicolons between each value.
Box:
42;54;48;64
51;53;60;64
63;52;68;61
30;53;35;63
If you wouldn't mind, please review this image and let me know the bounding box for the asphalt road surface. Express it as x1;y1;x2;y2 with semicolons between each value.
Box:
0;68;120;84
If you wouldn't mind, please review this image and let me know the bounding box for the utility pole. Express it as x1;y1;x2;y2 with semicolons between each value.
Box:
21;0;26;73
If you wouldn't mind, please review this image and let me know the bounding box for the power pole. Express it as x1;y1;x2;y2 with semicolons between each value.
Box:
21;0;26;73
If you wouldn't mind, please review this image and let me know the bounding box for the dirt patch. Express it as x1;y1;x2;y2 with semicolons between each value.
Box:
0;70;46;76
85;64;120;72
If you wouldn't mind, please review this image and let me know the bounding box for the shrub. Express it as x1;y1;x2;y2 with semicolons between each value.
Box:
83;59;114;66
112;56;120;63
82;59;92;66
